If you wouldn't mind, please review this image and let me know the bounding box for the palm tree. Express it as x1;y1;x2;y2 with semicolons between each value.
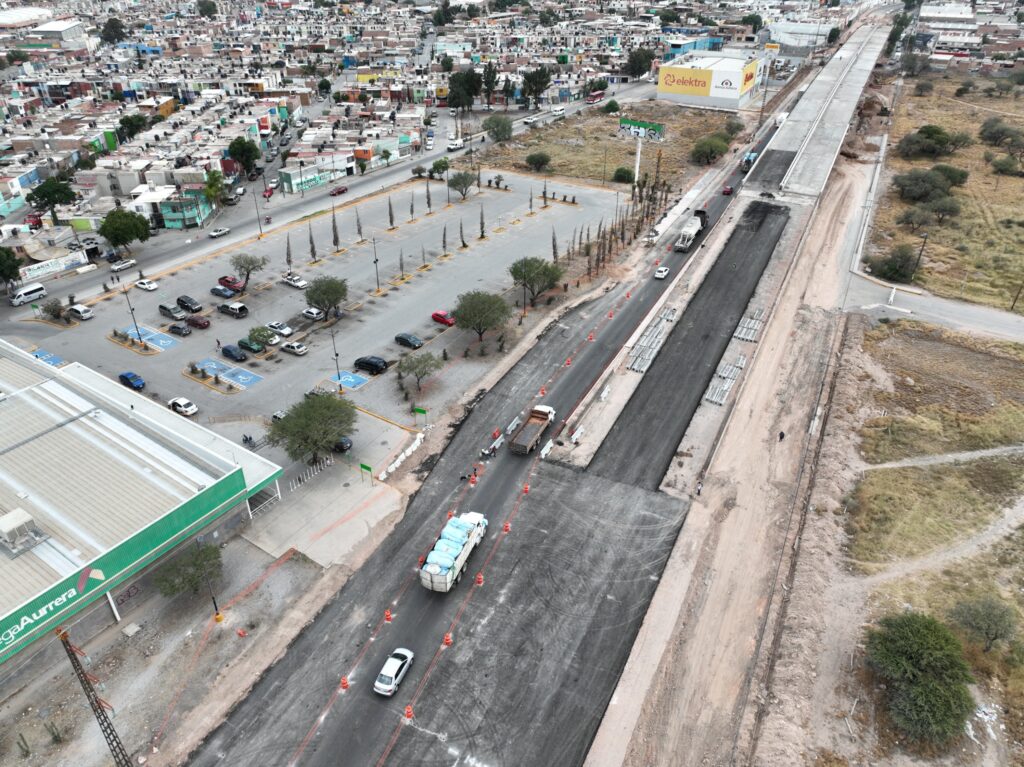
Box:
203;170;224;209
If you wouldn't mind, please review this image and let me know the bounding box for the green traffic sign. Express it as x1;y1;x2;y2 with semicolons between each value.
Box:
359;463;372;473
413;407;427;415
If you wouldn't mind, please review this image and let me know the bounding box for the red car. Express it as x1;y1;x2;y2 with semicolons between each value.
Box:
186;314;210;329
218;275;244;291
262;188;274;199
431;310;455;327
722;185;734;196
329;186;349;197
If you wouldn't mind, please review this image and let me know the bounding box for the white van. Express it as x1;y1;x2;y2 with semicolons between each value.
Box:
551;106;566;117
69;304;93;320
9;283;47;306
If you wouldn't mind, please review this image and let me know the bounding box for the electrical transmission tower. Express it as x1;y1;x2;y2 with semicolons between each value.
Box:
55;627;132;767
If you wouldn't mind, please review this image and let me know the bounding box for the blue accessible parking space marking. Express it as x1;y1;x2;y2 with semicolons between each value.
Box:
196;358;264;390
332;371;368;390
121;326;177;351
32;350;64;366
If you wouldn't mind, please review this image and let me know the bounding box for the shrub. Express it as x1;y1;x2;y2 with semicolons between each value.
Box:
896;206;932;231
992;155;1020;175
930;164;969;186
525;151;551;172
690;135;730;165
871;243;918;282
601;99;620;113
892;169;951;202
950;596;1018;652
925;196;961;222
914;81;934;96
612;167;635;183
724;117;744;136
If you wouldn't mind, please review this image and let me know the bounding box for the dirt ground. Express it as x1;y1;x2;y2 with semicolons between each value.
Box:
478;101;739;186
867;73;1024;310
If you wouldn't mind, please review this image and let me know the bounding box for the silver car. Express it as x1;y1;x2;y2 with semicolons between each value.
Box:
373;648;414;697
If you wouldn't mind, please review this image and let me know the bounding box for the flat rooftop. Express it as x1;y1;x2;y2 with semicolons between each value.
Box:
0;339;280;623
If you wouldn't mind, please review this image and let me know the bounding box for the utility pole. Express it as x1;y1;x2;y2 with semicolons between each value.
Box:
372;236;381;292
1011;282;1024;312
56;628;132;767
252;187;263;238
912;231;928;279
121;286;143;349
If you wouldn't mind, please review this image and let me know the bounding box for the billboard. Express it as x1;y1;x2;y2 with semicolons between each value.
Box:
619;118;665;141
710;69;741;99
740;60;759;95
658;66;711;97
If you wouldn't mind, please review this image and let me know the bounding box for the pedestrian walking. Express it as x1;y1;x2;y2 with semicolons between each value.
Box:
778;431;785;442
216;338;221;349
696;480;703;497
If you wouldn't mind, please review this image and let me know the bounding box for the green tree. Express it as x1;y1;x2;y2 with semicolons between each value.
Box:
482;61;498;106
583;78;609;95
691;135;729;164
397;351;445;391
509;256;564;306
866;609;972;685
947;131;974;152
203;169;225;206
101;17;127;44
154;544;222;597
248;326;277;348
76;154;97;170
42;298;65;321
332;90;343;103
411;165;426;178
914;80;934;96
6;50;29;66
26;178;76;225
98;208;150;252
892;169;950;202
431;157;450;177
482;114;512;142
612;167;634;183
452;290;512;341
538;8;558;25
827;26;841;44
230;253;269;292
119;114;148;139
447;74;474;111
305;275;348;315
522;66;552;109
871;243;918;282
991;154;1020;176
448;171;475;200
896;206;932;231
659;9;681;24
740;13;763;31
268;395;358;463
441;54;454;73
925;196;961;222
602;99;620;113
525;151;551;172
501;76;514;108
625;48;656;79
902;54;929;76
979;116;1018;146
318;77;332;94
930;164;968;186
197;0;217;17
381;148;392;167
951;596;1018;652
0;246;23;285
228;137;261;173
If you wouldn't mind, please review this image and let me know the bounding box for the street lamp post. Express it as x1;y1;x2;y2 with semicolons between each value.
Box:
196;539;223;622
372;236;381;292
330;328;343;393
299;160;306;198
121;285;144;348
912;231;928;279
445;165;451;204
252;187;263;238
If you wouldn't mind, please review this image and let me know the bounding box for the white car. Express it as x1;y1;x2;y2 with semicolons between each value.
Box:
136;279;159;291
208;227;231;238
266;321;293;337
110;258;137;273
168;397;198;416
373;648;414;697
264;333;281;346
654;266;670;280
283;273;309;289
267;179;280;190
523;115;538;125
302;307;326;321
281;341;308;356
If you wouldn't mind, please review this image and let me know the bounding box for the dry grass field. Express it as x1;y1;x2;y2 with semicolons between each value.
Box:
869;74;1024;310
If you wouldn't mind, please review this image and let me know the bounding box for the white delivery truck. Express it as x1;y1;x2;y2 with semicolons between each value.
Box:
673;210;708;252
419;512;489;592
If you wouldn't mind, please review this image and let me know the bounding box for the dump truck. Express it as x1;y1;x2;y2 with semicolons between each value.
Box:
673;210;708;252
419;512;488;592
740;151;758;173
509;405;556;455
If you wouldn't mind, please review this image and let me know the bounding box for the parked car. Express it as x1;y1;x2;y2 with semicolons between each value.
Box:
136;278;159;291
68;304;93;321
218;302;249;318
654;266;670;280
354;355;388;375
168;323;192;336
208;227;231;238
272;409;287;421
177;295;202;313
283;273;308;289
268;179;280;190
218;275;244;291
168;397;198;416
262;188;274;200
211;285;236;298
332;436;353;453
373;648;414;696
118;371;145;390
266;321;293;337
328;186;348;197
238;337;265;354
395;332;424;349
186;314;210;329
302;307;326;321
281;341;308;356
110;258;137;273
222;344;248;362
431;310;456;327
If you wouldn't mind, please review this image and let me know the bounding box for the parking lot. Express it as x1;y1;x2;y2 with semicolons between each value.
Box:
6;172;618;472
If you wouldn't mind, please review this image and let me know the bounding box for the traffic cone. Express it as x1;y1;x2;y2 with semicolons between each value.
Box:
539;386;546;397
475;572;484;586
588;332;594;342
503;521;511;533
384;609;392;623
443;633;453;647
608;310;614;319
492;428;500;439
405;705;414;720
418;555;426;566
446;510;453;519
626;291;631;299
236;628;248;638
655;258;660;266
523;483;530;494
565;357;572;367
469;474;477;487
340;676;349;690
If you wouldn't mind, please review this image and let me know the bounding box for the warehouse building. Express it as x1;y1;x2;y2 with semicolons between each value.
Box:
656;52;764;111
0;340;281;666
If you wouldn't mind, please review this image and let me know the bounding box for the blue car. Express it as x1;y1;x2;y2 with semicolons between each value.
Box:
118;371;145;390
211;285;237;298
